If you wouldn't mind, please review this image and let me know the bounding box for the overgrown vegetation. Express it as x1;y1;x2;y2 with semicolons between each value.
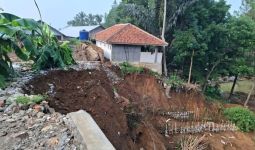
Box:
165;74;185;89
105;0;255;94
119;62;144;76
15;95;45;105
204;85;222;100
224;107;255;132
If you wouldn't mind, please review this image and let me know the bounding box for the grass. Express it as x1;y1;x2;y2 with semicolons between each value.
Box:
220;80;254;94
119;62;144;76
15;95;45;105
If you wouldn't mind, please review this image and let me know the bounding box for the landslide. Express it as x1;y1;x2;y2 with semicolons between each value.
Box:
24;67;255;150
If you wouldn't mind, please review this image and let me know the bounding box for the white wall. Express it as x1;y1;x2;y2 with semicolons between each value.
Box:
140;52;162;64
96;41;112;60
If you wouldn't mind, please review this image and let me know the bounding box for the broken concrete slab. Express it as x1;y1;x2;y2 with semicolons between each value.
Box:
67;110;115;150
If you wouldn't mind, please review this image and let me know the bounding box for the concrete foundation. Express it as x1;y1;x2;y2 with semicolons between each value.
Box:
67;110;115;150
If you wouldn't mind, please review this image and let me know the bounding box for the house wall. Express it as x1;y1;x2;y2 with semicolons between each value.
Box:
89;26;105;40
112;45;141;62
140;52;162;64
96;41;112;60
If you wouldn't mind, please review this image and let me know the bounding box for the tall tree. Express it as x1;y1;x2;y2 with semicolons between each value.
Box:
227;16;255;100
67;12;103;26
241;0;255;20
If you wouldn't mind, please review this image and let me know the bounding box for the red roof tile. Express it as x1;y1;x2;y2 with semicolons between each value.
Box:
95;23;168;46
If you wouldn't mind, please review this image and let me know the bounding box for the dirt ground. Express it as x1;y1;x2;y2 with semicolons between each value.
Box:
23;67;255;150
24;69;135;149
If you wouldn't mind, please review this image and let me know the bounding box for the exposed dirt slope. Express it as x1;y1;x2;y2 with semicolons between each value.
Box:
24;69;135;150
24;68;255;150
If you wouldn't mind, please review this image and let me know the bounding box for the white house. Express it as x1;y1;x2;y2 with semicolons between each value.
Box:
95;23;168;74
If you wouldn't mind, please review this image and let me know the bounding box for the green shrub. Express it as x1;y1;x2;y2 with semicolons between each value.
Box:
165;74;185;88
30;95;45;104
119;62;144;75
224;107;255;132
15;96;31;105
205;86;222;100
15;95;45;105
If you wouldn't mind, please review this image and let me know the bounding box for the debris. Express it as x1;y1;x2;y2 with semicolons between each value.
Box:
0;100;5;107
221;139;226;145
14;131;29;139
4;102;17;114
33;104;42;112
48;137;59;146
37;112;44;118
41;125;53;132
0;131;7;137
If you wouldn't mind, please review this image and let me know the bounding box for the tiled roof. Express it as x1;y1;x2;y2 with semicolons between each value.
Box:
95;23;168;46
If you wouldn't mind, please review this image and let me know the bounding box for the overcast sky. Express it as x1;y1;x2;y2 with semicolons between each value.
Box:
0;0;242;29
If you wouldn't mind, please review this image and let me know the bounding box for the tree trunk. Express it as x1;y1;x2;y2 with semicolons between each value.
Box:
162;0;168;76
188;49;195;84
154;47;158;63
228;74;238;101
154;0;161;36
244;82;255;107
202;59;221;93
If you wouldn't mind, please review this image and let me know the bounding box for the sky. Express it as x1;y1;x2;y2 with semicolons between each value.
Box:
0;0;242;29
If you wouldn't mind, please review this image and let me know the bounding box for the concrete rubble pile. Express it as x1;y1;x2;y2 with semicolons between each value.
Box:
0;65;82;150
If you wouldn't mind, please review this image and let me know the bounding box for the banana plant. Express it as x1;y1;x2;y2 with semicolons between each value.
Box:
0;12;75;88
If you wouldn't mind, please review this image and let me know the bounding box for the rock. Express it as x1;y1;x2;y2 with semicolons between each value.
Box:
26;108;33;114
0;116;7;122
20;104;29;110
19;110;25;116
5;93;23;105
48;137;59;146
4;102;17;114
0;131;7;137
14;131;29;139
86;46;100;61
41;125;53;132
6;118;15;123
33;104;42;112
12;105;20;113
0;107;4;112
31;110;38;117
43;104;55;114
57;132;68;149
0;99;5;107
37;112;44;118
23;115;29;120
